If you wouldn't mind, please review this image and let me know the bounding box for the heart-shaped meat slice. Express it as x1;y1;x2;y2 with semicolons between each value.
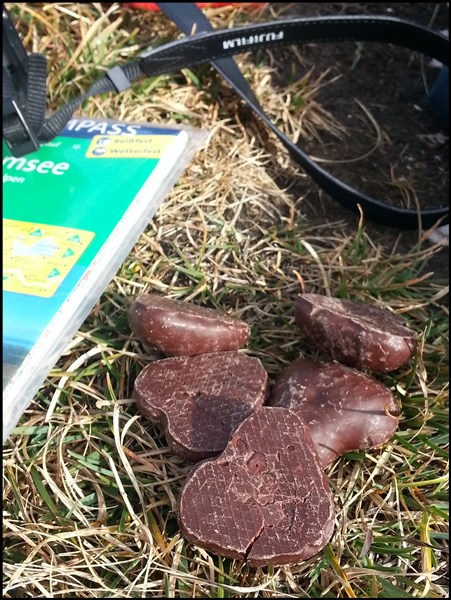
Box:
268;357;400;467
128;293;250;356
295;293;417;372
178;407;335;566
134;352;268;461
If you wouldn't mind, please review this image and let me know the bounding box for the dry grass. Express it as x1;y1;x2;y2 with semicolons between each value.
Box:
3;2;449;598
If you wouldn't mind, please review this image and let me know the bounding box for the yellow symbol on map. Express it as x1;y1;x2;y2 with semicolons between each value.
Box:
3;219;95;298
86;134;176;159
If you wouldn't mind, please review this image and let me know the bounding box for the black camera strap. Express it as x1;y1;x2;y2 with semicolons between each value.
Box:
3;5;449;229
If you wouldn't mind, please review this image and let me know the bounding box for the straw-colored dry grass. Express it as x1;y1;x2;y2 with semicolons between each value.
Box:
3;3;448;598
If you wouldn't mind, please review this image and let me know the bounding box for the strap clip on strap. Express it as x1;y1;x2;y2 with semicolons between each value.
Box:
2;6;39;156
3;97;40;157
106;66;131;93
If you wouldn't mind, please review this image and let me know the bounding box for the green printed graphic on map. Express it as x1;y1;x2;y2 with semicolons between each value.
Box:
3;219;94;297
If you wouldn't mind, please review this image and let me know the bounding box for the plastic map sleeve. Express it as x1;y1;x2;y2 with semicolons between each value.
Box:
2;117;207;443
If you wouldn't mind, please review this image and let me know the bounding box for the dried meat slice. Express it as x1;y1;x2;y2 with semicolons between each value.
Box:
178;407;335;566
134;351;268;460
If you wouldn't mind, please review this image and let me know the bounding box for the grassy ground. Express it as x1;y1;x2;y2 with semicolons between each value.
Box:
3;3;449;598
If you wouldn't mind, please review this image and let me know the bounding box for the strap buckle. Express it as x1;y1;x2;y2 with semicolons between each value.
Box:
3;7;39;156
3;97;40;157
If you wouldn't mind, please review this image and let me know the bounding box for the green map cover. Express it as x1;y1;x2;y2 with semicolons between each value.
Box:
2;117;205;442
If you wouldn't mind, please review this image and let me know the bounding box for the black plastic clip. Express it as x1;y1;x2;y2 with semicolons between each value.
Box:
106;66;131;92
3;97;40;157
3;6;40;157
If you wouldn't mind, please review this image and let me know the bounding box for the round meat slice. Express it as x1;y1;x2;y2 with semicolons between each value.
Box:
133;352;268;460
128;293;250;356
295;294;417;372
268;357;400;467
178;407;335;566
